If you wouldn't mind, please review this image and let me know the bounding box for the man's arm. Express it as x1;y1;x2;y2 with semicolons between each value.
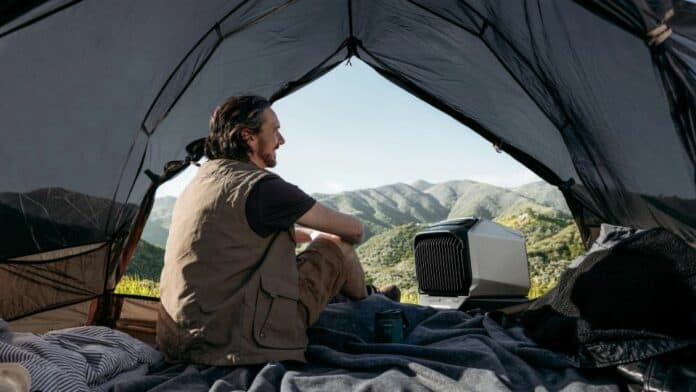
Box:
296;202;364;245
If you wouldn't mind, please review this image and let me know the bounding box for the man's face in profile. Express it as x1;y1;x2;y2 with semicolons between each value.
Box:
250;108;284;168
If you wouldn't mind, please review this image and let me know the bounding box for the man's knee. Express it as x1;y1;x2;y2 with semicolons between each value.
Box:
313;233;353;256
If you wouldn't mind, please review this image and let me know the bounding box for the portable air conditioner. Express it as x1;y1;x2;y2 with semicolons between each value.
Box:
415;218;530;310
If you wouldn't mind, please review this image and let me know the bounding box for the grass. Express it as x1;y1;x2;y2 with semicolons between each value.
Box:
116;274;423;304
528;277;558;299
115;275;160;297
115;276;555;305
401;291;419;304
394;282;558;305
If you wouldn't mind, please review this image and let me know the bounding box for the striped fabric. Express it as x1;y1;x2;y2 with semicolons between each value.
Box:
0;320;162;392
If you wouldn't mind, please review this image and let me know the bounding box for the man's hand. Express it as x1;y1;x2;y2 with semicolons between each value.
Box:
293;227;313;243
297;202;365;245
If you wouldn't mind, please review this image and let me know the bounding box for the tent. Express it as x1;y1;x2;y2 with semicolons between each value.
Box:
1;0;695;333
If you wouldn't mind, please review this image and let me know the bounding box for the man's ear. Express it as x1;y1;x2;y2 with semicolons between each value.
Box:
240;128;253;142
241;128;256;154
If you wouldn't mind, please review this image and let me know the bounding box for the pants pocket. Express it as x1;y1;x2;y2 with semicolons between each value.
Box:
253;274;307;349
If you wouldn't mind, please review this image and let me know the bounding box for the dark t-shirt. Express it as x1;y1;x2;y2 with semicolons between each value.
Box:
245;175;316;237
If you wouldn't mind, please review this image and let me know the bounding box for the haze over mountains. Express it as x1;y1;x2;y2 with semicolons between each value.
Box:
142;179;570;248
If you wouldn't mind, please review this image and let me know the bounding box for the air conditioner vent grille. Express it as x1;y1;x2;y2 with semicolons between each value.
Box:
414;234;470;296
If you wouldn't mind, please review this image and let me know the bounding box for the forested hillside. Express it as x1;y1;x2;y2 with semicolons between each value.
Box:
121;180;584;300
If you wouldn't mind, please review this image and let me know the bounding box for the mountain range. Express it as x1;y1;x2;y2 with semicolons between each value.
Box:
142;180;571;248
124;179;582;300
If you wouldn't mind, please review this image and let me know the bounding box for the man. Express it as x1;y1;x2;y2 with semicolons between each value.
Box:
157;95;389;366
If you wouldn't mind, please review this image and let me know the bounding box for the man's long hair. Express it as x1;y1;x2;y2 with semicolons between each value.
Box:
204;95;270;161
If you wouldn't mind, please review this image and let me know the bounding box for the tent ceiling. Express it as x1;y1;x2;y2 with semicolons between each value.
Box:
1;0;695;263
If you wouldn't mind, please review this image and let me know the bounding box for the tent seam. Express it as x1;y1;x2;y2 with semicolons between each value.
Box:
107;137;150;236
404;0;480;36
407;0;570;131
142;0;296;135
1;241;110;265
348;0;353;38
270;40;352;103
114;293;160;302
0;0;83;40
139;0;254;134
102;129;148;238
478;20;489;36
97;232;114;326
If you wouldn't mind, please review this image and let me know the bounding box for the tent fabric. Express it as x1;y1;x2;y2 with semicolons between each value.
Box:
114;296;159;345
0;1;695;321
8;300;92;334
517;224;696;367
0;243;109;320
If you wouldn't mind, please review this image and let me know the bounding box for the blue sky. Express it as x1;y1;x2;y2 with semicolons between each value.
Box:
158;59;539;197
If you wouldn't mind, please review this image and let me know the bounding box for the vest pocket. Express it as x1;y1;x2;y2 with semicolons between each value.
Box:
253;274;307;349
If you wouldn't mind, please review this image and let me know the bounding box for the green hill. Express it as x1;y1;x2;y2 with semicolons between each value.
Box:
495;209;584;298
448;189;559;220
122;240;165;281
316;183;448;239
357;223;424;300
514;181;572;215
422;180;481;210
495;209;571;244
494;209;584;262
424;180;567;220
528;223;585;263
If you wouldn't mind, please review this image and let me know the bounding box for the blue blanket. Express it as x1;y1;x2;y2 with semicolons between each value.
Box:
113;296;622;391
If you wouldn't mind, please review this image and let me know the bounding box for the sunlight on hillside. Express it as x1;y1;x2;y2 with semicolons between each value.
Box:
115;276;160;297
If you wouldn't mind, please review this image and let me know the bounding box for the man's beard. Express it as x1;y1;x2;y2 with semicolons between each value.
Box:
256;138;278;168
261;150;277;168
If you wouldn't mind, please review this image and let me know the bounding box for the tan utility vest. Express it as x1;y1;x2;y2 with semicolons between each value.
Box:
157;159;307;366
